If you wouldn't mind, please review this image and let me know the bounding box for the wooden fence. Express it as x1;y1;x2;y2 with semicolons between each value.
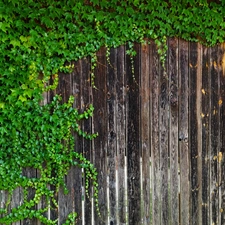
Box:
1;38;225;224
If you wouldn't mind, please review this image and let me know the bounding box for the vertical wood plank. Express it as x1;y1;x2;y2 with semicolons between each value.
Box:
197;43;203;225
168;37;179;225
81;57;93;225
22;168;38;225
39;90;51;225
71;59;85;225
54;73;67;224
47;73;65;224
209;44;220;225
189;41;198;225
140;42;151;224
126;43;141;224
201;45;210;225
11;187;22;225
217;43;223;225
49;86;57;224
106;47;117;224
159;44;169;225
151;41;161;225
149;42;153;225
189;42;201;225
92;47;108;225
219;43;225;225
179;39;190;225
0;191;8;221
58;72;76;225
116;45;127;224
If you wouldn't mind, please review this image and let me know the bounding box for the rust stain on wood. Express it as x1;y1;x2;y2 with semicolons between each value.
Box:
222;52;225;76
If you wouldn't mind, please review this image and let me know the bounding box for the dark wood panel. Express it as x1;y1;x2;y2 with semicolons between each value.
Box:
168;37;179;225
126;43;141;224
81;57;93;225
151;41;161;225
106;47;117;224
140;42;151;224
22;168;38;225
189;41;199;225
201;45;210;225
179;39;190;225
219;43;225;225
217;43;223;225
159;43;169;225
116;45;127;224
92;47;108;225
210;44;220;225
57;72;74;225
71;59;87;225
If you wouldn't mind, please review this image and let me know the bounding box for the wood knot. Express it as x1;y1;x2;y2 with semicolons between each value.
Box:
170;97;178;107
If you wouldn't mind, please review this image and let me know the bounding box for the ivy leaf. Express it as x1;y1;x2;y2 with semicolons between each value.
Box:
20;35;28;42
126;7;134;14
0;102;5;108
10;39;21;47
41;16;53;28
0;22;10;32
18;95;27;102
133;0;140;7
24;89;33;98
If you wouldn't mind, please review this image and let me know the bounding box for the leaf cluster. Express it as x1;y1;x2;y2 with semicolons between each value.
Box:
0;94;98;224
0;0;224;77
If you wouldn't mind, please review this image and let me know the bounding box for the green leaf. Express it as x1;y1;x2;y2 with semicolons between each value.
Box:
20;36;28;42
0;22;10;32
0;102;5;108
18;95;27;102
10;39;21;47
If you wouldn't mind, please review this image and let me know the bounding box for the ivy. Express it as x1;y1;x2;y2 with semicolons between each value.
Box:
0;95;99;224
0;0;224;224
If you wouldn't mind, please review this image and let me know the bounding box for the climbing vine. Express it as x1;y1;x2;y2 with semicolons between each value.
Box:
0;0;224;224
0;91;99;224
